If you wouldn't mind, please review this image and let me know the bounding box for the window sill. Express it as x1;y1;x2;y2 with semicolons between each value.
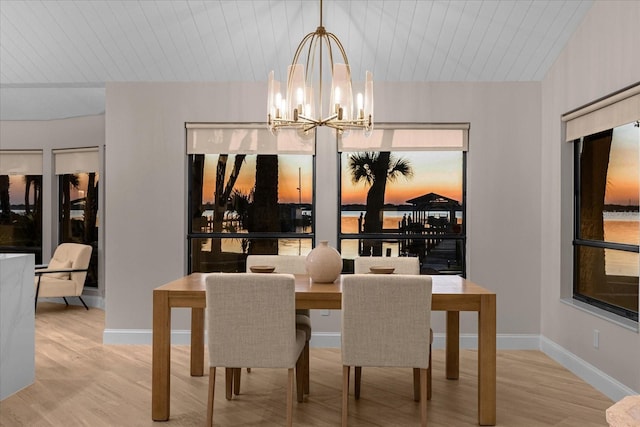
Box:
560;298;638;332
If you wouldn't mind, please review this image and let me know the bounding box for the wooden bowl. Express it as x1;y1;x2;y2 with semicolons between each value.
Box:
369;266;395;274
249;265;276;273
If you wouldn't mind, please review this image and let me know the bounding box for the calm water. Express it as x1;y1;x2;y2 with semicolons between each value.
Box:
213;209;640;276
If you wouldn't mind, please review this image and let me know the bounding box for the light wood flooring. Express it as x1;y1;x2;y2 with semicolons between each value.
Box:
0;303;613;426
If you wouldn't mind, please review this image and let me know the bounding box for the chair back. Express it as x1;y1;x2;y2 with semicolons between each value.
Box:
205;273;299;369
341;274;432;369
354;256;419;275
52;243;93;295
246;255;307;274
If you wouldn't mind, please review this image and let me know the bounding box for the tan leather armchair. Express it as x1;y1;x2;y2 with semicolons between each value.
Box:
34;243;92;310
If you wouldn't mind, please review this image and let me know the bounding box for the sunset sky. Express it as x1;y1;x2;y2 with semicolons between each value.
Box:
605;122;639;205
340;151;463;205
8;173;95;205
202;154;313;204
200;152;463;207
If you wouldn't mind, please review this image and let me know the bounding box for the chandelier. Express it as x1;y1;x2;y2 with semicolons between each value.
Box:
267;0;373;137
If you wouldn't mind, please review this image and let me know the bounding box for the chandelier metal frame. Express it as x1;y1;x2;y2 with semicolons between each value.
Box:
267;0;373;137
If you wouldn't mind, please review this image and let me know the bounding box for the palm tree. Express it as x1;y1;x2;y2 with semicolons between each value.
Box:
248;155;279;254
61;174;80;242
83;173;98;243
348;151;413;255
0;175;10;221
210;154;245;255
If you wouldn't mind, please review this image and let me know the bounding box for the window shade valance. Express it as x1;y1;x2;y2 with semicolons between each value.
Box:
186;123;315;155
0;150;43;175
338;124;469;152
562;84;640;142
53;147;100;175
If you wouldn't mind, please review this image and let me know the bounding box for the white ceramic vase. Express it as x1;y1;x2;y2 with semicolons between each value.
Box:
305;241;342;283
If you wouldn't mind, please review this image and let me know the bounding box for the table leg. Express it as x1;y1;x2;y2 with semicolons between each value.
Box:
478;294;496;425
152;290;171;421
446;311;460;380
191;307;205;376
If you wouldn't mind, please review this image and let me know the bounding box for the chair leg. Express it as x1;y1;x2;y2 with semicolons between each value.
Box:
295;351;304;403
35;275;42;311
78;296;89;310
342;366;350;426
63;297;69;306
287;368;294;427
233;368;241;395
304;340;310;394
207;367;216;427
427;344;432;401
225;368;233;400
413;368;421;402
420;368;428;427
354;366;362;400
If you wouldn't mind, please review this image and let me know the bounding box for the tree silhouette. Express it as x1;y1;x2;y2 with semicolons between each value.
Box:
24;175;40;215
348;151;413;255
248;155;279;254
61;174;80;242
0;175;10;220
578;129;612;298
83;173;98;243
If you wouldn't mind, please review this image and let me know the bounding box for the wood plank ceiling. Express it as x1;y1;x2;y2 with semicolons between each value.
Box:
0;0;593;120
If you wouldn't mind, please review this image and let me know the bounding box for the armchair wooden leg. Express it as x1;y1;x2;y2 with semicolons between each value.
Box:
233;368;241;395
342;366;350;426
287;368;294;427
354;366;362;400
225;368;233;400
207;367;216;427
413;368;420;402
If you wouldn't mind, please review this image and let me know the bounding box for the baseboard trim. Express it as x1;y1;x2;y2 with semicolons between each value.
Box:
308;333;542;350
540;336;637;402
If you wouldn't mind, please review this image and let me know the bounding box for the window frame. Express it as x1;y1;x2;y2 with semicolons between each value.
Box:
337;125;468;277
186;141;316;274
572;134;639;322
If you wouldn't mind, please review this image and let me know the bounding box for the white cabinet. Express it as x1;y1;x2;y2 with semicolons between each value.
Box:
0;253;35;400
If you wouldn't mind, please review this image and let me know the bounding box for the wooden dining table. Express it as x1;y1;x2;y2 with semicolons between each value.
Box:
152;273;497;425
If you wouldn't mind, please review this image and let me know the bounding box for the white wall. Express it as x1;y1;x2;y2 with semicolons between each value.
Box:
104;81;542;342
540;0;640;396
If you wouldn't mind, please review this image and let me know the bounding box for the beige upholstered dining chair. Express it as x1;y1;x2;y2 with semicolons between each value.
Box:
205;273;306;427
353;256;433;401
341;274;433;426
34;243;93;310
244;255;311;402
